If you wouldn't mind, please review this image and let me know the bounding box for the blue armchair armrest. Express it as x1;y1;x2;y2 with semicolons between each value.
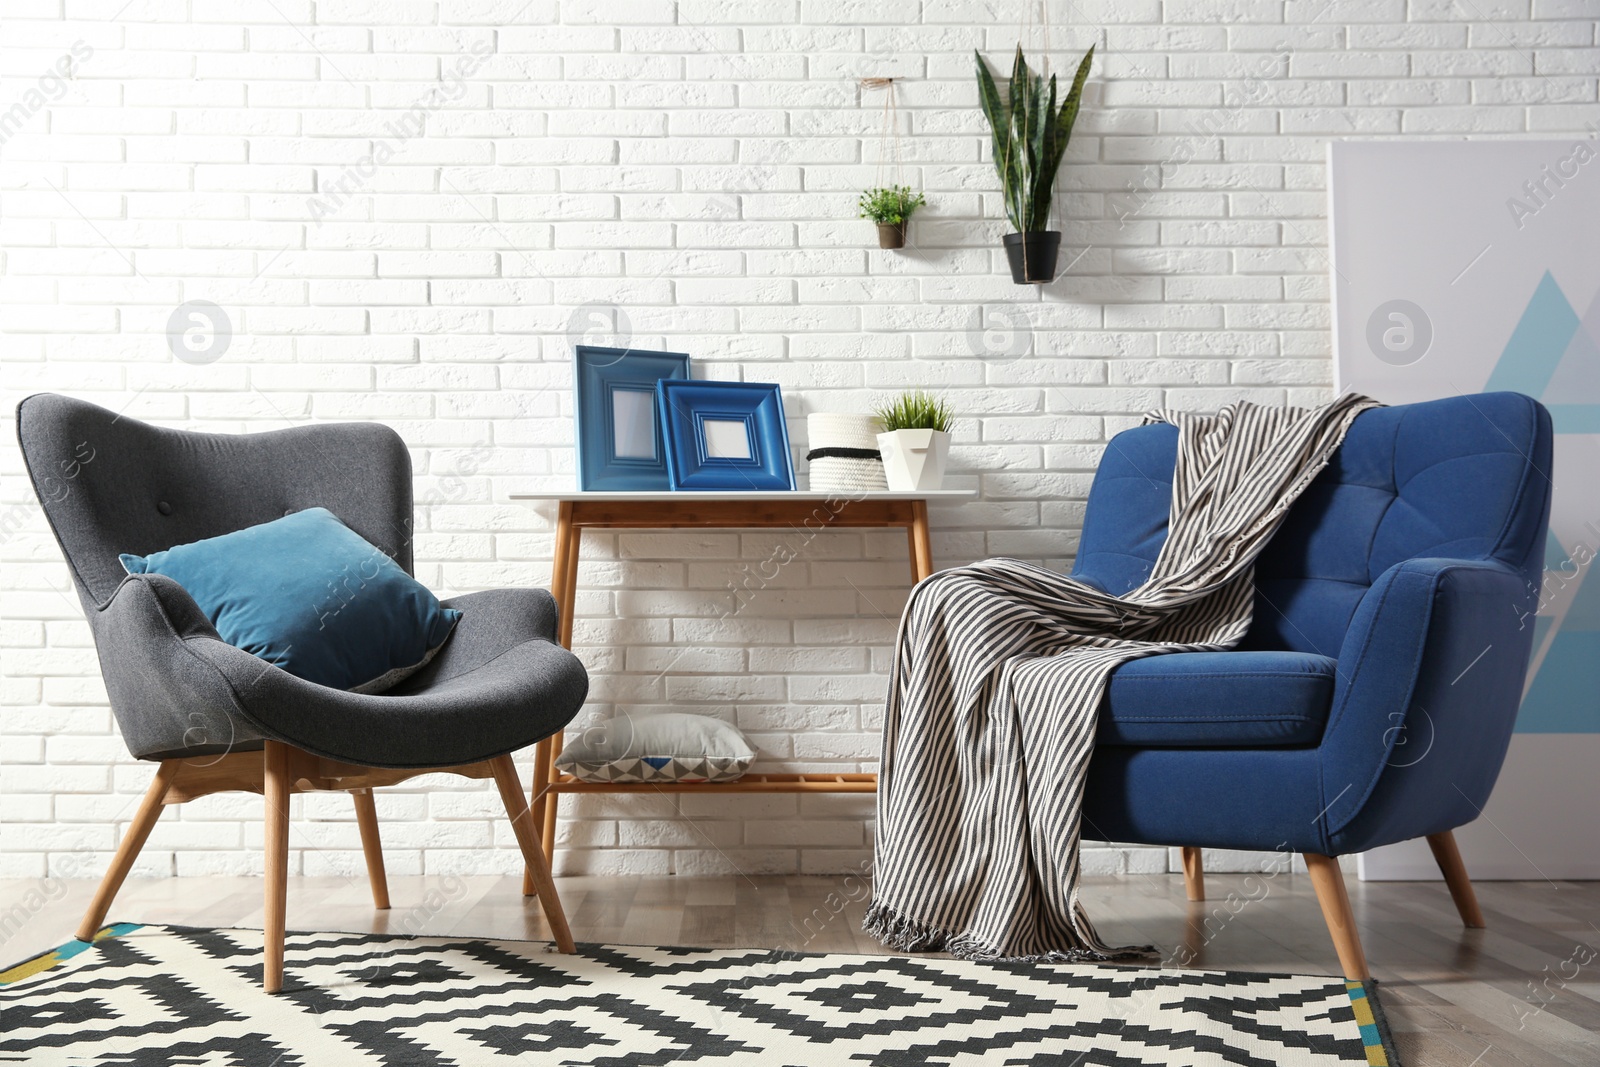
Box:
1318;557;1537;855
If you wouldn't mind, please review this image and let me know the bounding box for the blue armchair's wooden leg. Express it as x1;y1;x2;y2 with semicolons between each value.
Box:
76;761;178;942
1181;847;1205;902
352;789;390;911
263;741;291;993
1426;831;1486;928
1305;853;1370;980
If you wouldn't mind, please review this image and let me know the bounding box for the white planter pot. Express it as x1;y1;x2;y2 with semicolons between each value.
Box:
877;428;949;491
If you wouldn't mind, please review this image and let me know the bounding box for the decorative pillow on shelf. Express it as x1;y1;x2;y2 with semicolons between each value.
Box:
556;712;756;784
119;506;460;694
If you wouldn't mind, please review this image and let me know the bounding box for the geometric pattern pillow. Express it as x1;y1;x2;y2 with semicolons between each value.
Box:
559;754;753;784
554;712;756;785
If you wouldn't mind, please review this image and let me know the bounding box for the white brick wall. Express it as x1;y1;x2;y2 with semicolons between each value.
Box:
1;1;1596;882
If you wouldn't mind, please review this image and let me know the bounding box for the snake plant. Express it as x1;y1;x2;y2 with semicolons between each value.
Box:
974;45;1094;234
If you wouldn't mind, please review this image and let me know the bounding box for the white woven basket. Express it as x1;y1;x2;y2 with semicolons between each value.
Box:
806;413;888;493
808;455;888;493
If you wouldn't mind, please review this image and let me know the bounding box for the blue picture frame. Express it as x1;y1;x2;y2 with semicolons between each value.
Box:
574;346;690;491
656;379;796;492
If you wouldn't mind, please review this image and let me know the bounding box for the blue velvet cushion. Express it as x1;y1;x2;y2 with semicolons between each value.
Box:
1097;651;1337;747
119;507;460;693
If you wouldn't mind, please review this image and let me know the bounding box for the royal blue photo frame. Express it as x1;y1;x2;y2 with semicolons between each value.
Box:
656;379;796;492
574;346;690;491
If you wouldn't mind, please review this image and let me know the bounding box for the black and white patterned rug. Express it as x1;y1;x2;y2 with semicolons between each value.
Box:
2;923;1397;1065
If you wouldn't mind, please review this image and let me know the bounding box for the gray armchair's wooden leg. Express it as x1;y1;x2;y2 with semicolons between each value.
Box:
1426;830;1486;928
76;761;179;942
525;737;553;898
490;755;576;954
1181;846;1205;902
1305;853;1370;980
263;741;291;993
351;789;390;910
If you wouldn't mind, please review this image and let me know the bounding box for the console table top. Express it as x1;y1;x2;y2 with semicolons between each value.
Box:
511;490;976;502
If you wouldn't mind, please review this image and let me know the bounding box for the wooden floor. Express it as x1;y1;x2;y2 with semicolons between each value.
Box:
4;871;1598;1065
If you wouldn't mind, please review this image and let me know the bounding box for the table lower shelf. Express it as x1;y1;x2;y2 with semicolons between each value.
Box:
544;772;877;794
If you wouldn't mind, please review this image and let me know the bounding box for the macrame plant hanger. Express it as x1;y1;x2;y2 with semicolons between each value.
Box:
861;76;904;193
860;75;912;249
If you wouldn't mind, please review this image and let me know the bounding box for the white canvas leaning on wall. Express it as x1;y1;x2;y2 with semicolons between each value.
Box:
1329;139;1600;881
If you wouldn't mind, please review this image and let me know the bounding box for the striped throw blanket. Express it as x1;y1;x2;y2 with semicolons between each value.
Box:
864;394;1379;961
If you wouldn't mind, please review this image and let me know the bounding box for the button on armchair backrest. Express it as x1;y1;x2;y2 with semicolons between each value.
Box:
16;392;416;609
1072;392;1554;657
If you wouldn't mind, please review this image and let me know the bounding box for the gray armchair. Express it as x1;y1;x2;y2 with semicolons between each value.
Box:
16;394;589;992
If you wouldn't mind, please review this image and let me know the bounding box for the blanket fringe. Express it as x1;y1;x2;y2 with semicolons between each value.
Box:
861;901;950;953
864;901;1158;964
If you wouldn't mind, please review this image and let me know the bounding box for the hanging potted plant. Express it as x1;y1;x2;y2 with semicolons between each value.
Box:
975;44;1094;284
874;390;954;491
858;185;926;249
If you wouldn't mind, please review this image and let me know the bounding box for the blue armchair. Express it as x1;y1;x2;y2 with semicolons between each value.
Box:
1077;392;1553;978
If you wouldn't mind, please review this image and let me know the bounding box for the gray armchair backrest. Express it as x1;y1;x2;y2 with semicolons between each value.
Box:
16;394;415;608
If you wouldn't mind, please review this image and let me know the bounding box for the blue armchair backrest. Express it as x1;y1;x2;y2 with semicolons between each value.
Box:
1072;392;1554;657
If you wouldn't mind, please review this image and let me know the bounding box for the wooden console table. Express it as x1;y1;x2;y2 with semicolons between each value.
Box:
508;490;973;860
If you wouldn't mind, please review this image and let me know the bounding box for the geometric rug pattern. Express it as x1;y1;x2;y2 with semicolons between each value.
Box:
1;924;1398;1065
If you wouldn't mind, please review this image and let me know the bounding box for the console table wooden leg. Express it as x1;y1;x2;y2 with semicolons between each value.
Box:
540;756;562;859
909;500;934;582
541;513;582;860
550;501;575;649
557;516;580;650
529;503;576;892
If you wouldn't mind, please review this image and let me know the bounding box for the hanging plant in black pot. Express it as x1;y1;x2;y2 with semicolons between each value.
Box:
975;44;1094;285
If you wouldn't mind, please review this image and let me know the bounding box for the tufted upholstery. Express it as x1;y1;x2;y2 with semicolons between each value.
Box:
1073;392;1551;659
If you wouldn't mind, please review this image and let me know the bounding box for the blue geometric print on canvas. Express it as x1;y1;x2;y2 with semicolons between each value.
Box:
1487;272;1600;732
1485;271;1600;432
1522;519;1600;732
